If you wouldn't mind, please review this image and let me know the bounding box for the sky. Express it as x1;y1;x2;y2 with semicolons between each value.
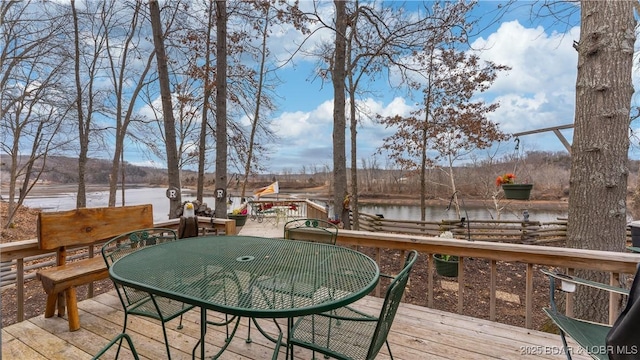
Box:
125;1;640;174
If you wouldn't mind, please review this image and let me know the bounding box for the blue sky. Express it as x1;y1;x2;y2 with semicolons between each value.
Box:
127;1;639;173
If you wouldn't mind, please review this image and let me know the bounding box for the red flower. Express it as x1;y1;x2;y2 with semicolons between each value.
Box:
496;173;516;186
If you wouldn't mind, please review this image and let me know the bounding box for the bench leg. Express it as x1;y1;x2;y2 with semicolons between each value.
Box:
44;293;57;318
66;287;80;331
57;292;65;317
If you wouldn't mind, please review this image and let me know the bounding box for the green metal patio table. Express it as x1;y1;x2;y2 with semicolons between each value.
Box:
108;235;380;359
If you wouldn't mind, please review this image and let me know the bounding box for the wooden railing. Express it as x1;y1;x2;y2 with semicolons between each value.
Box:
335;229;640;328
2;215;638;331
355;212;640;245
246;199;311;220
356;211;569;244
0;217;235;323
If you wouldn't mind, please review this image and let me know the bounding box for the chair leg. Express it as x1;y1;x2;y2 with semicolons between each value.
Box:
385;340;394;360
247;317;253;343
116;313;130;359
559;331;573;360
92;333;140;360
160;323;173;360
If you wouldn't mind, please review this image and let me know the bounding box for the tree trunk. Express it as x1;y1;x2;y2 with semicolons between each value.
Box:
214;0;228;219
71;0;87;209
332;0;348;227
149;0;182;218
567;0;635;322
349;84;358;230
197;1;215;202
241;7;270;200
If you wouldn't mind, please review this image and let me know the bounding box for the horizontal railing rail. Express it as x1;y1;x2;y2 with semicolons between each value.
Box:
356;211;635;245
335;229;640;328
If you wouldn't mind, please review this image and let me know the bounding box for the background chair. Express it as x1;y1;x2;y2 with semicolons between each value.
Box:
287;250;418;360
283;218;339;244
101;228;195;360
91;333;139;360
541;269;634;360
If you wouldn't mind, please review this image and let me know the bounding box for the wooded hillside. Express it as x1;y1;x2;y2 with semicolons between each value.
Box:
3;151;638;202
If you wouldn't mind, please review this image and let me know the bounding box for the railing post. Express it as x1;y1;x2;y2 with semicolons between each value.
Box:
16;258;24;322
521;210;534;244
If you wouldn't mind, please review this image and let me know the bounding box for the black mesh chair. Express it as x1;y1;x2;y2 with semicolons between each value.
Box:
101;228;195;360
287;250;418;360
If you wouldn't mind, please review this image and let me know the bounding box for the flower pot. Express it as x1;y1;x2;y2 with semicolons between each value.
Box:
434;254;459;277
228;214;248;227
501;184;533;200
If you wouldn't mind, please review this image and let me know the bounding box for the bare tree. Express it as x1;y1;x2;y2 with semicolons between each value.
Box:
0;1;73;227
214;0;228;218
71;0;102;208
196;0;216;202
378;2;508;221
149;0;182;218
332;0;349;226
102;0;155;207
343;1;452;228
567;0;635;322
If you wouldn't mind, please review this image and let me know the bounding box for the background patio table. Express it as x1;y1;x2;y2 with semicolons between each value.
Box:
108;235;380;358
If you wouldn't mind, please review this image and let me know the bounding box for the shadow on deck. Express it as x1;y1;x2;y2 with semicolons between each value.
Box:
2;290;590;359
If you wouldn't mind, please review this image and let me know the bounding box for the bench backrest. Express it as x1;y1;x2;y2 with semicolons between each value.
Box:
38;204;154;250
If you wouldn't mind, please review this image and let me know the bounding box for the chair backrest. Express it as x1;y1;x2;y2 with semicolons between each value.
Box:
283;218;338;245
366;250;418;360
101;228;177;307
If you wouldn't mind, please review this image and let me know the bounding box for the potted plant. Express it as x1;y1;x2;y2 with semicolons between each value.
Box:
228;208;248;226
434;231;459;277
496;173;533;200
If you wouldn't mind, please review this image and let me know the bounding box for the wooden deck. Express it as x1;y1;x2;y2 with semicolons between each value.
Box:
2;290;591;360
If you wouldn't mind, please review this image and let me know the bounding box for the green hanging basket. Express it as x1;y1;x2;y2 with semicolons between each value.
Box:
501;184;533;200
434;254;459;277
228;214;248;226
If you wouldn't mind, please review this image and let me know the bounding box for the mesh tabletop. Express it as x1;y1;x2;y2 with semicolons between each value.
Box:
109;236;380;318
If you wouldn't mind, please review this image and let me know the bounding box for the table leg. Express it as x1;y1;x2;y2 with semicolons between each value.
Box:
197;309;206;359
287;317;293;360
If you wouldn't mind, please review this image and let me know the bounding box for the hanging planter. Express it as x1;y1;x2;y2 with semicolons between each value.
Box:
228;213;248;226
434;254;459;277
501;183;533;200
496;173;533;200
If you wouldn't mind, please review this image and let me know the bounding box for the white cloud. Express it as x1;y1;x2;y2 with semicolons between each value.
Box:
470;20;579;151
472;20;580;95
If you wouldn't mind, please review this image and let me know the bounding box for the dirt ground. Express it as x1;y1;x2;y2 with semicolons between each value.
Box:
0;200;554;331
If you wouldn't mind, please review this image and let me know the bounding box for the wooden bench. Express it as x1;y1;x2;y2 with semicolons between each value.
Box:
35;204;153;331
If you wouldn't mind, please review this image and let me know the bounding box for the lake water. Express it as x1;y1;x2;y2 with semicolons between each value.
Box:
12;186;567;223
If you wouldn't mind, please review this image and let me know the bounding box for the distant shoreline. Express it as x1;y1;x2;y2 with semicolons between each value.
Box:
2;183;569;213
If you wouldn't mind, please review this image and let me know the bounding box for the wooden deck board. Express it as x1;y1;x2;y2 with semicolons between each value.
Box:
1;291;592;360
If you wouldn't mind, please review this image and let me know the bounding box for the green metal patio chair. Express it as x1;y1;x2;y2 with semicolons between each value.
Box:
91;333;139;360
246;219;340;343
101;228;195;360
541;269;632;360
283;218;339;244
287;250;418;360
